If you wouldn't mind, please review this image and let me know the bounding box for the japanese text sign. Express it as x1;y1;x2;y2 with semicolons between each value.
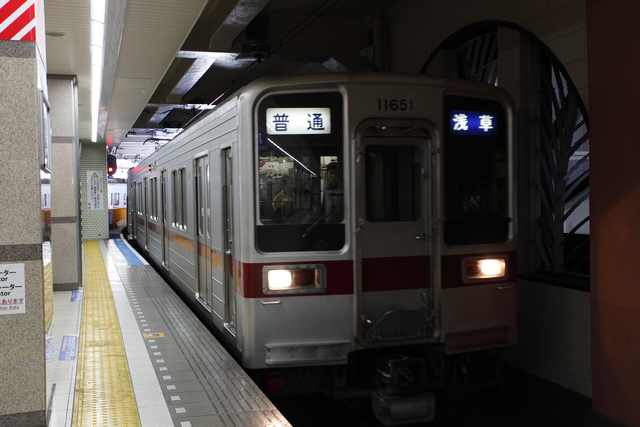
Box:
87;170;104;210
0;263;25;314
266;108;331;135
450;110;498;136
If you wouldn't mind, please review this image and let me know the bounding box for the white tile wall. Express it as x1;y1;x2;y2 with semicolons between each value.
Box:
505;280;592;396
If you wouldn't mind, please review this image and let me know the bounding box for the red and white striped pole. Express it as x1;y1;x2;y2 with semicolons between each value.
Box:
0;0;36;42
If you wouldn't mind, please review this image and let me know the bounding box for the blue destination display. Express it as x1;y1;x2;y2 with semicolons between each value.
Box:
59;334;78;361
71;290;82;302
450;110;498;136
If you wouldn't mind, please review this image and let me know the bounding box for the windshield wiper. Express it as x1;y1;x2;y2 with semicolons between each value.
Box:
301;206;335;238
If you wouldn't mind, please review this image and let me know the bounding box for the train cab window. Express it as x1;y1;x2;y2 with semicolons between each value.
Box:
443;96;510;245
256;92;345;252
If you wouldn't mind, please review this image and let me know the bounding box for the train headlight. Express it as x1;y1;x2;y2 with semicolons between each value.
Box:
263;265;326;294
464;257;506;280
267;270;292;289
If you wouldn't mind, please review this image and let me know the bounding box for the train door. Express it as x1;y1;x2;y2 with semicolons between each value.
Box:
143;178;149;251
161;170;169;269
221;147;236;335
354;120;435;347
195;156;213;309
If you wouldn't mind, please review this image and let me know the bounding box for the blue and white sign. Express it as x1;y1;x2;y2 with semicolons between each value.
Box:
266;108;331;135
59;335;78;361
46;336;55;362
450;110;498;136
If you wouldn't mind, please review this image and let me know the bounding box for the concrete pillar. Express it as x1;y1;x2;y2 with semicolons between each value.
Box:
0;40;47;426
48;76;81;290
586;1;640;426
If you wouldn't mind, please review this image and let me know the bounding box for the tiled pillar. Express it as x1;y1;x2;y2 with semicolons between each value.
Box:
48;76;81;290
0;40;47;426
80;142;109;240
587;1;640;426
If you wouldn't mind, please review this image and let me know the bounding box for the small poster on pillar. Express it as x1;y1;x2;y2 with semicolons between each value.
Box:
87;170;104;210
0;264;26;315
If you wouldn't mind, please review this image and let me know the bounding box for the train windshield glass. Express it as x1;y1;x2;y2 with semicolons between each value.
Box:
256;92;345;252
443;96;510;245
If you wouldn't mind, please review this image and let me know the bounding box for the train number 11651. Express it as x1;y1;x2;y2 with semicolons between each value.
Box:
378;98;413;111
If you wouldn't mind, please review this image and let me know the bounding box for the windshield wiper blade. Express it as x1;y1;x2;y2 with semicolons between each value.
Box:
301;206;335;238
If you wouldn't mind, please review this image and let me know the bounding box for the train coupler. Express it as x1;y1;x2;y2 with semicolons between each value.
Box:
371;355;434;425
371;391;435;426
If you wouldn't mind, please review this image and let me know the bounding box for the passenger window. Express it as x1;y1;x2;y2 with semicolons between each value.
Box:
137;182;143;215
206;165;211;237
150;178;157;219
181;168;187;231
198;165;204;236
173;170;181;227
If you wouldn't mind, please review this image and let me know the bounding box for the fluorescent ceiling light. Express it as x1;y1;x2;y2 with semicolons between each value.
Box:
91;0;106;22
91;21;104;47
90;0;106;142
91;45;103;67
91;64;102;80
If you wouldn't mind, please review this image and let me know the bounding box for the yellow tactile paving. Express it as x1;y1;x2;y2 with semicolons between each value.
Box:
72;241;141;427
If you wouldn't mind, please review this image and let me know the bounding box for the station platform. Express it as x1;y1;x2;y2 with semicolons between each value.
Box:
46;238;291;427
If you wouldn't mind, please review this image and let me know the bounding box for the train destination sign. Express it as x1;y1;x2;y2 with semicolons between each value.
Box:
266;108;331;135
450;110;498;136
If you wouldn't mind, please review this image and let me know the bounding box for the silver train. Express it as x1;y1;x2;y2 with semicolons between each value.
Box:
127;73;515;424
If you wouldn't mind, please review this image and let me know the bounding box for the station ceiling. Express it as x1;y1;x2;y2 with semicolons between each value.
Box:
44;0;404;162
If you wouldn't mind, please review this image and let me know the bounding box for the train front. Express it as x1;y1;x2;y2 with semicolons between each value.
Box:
241;74;515;425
